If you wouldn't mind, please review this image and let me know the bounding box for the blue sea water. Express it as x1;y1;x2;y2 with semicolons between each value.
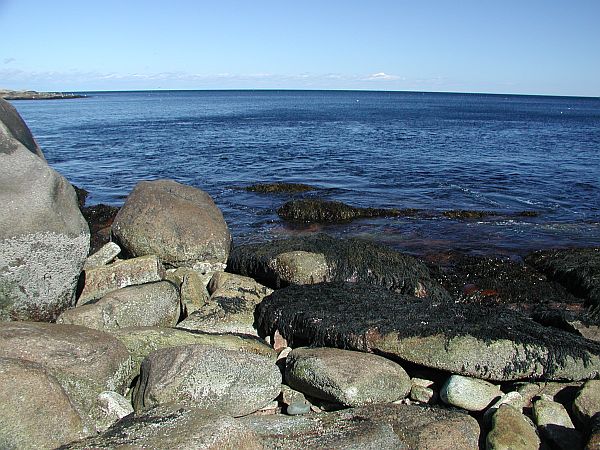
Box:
12;90;600;258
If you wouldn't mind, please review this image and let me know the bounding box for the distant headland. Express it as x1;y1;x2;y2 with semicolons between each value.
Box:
0;88;86;100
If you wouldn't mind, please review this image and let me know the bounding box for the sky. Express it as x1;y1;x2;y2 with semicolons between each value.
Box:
1;0;599;96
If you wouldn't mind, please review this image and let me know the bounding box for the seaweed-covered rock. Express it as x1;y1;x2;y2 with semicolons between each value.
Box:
240;403;480;450
277;198;417;223
245;182;317;193
112;179;231;268
285;347;411;407
255;282;600;381
228;234;449;300
525;248;600;324
60;404;262;450
80;204;119;255
133;344;281;416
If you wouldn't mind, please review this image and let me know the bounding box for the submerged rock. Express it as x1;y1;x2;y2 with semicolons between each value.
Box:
245;182;317;193
255;282;600;381
1;98;90;321
228;234;449;300
526;248;600;325
112;179;232;268
240;403;480;450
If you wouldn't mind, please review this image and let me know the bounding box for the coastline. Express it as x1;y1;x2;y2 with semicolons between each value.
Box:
0;89;86;100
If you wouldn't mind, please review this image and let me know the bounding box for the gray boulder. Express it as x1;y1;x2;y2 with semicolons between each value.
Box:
286;347;411;407
165;267;210;315
533;397;583;449
112;179;231;268
133;344;281;416
255;282;600;381
573;380;600;426
440;375;501;411
0;356;86;449
241;403;480;449
61;404;262;449
58;281;180;331
0;98;90;321
486;404;540;450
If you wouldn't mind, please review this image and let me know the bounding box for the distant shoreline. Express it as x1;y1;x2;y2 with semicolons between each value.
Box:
0;89;86;100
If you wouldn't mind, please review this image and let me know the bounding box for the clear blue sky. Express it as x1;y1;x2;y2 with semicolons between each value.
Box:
1;0;599;96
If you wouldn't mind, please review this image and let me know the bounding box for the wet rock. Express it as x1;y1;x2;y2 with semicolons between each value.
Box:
533;397;583;449
486;404;540;450
285;347;411;407
245;182;317;193
1;99;90;321
77;254;165;305
0;322;132;431
58;281;180;331
440;375;501;411
573;380;600;427
83;241;121;270
112;179;232;268
110;326;275;381
165;267;209;316
72;185;88;208
80;204;119;254
133;344;281;416
277;198;418;223
240;403;480;449
60;404;262;449
96;391;134;432
229;234;449;300
0;357;86;450
526;247;600;325
255;282;600;381
178;272;272;335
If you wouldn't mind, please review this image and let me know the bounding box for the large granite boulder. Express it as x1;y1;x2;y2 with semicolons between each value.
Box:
255;282;600;381
58;281;180;331
0;321;133;431
0;356;86;449
0;98;90;321
228;234;449;300
61;404;262;449
132;344;281;416
240;403;480;449
112;179;231;268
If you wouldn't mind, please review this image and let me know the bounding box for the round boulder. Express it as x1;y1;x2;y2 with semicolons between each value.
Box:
0;98;90;321
112;179;231;268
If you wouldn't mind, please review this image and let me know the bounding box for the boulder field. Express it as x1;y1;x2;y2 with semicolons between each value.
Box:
1;98;599;449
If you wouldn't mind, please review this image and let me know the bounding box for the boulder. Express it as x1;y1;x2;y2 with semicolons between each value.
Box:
178;272;272;335
0;321;132;430
0;357;86;449
1;98;90;321
486;404;540;450
440;375;501;411
240;403;480;449
77;254;165;305
112;179;231;268
61;404;262;449
533;397;583;449
132;344;281;416
58;281;180;331
285;347;411;407
228;234;450;300
109;326;275;381
573;380;600;426
526;248;600;325
255;282;600;381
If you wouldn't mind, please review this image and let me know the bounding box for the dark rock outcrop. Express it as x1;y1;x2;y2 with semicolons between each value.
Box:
255;282;600;381
228;234;450;300
245;182;317;193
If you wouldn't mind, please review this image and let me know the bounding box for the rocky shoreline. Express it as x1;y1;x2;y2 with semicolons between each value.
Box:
0;89;86;100
1;97;600;449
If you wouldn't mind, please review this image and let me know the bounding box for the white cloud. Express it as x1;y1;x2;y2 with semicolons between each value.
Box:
3;57;16;65
366;72;400;81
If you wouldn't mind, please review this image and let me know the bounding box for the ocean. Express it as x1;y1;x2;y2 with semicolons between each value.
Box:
12;90;600;258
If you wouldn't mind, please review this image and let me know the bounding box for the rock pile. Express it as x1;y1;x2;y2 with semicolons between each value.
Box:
1;99;599;449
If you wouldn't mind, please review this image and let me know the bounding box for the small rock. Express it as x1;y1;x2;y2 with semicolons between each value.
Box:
58;281;180;331
410;385;436;404
440;375;501;412
483;391;524;424
411;377;435;388
83;242;121;270
287;402;311;416
486;404;541;450
533;397;583;450
573;380;600;427
78;254;165;305
513;382;541;409
281;385;307;406
165;267;210;316
285;347;411;407
267;250;332;285
96;391;134;431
